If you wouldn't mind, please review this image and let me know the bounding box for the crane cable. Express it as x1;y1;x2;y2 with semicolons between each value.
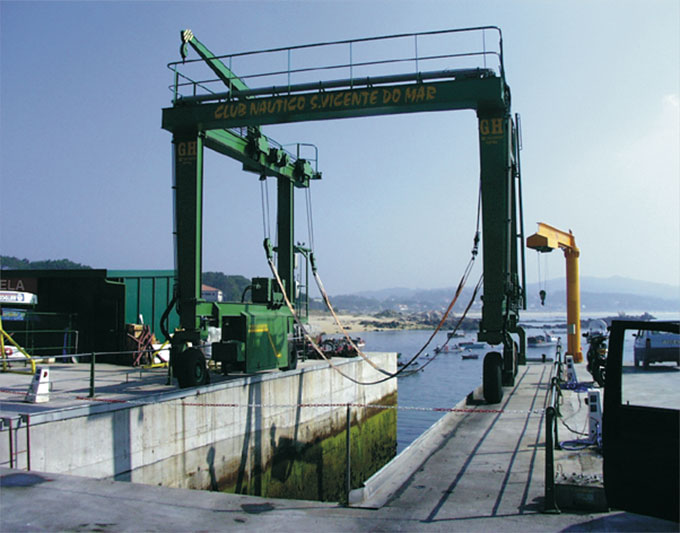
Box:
311;237;479;379
266;250;481;385
411;274;483;374
266;252;390;385
308;173;484;378
262;167;483;384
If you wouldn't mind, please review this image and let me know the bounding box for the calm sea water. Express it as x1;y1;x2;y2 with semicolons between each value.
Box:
358;325;571;452
360;313;680;452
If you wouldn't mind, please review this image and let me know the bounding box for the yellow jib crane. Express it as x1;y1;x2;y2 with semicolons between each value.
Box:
526;223;582;362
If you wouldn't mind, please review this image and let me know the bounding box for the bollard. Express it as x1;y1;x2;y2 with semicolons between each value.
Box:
89;352;96;398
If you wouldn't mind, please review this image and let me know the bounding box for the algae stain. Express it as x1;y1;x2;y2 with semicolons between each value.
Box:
221;400;397;501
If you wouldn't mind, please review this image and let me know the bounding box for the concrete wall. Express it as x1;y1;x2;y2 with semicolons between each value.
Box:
1;353;397;492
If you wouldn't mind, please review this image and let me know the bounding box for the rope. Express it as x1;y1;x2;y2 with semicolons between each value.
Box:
312;269;394;377
267;255;393;386
74;395;546;415
291;172;485;383
267;244;481;385
408;274;483;374
0;388;545;417
309;226;481;378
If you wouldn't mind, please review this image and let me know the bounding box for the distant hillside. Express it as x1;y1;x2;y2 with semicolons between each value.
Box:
0;256;256;302
528;276;680;302
0;255;92;270
335;276;679;314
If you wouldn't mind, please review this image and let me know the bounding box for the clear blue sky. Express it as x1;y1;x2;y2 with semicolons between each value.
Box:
1;1;678;295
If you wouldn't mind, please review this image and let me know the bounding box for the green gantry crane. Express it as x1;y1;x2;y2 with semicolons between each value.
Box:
162;28;526;403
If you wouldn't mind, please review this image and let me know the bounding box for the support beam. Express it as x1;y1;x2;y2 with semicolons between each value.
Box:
277;177;295;304
172;131;203;343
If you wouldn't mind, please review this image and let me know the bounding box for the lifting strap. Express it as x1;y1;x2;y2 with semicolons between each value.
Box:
265;235;481;385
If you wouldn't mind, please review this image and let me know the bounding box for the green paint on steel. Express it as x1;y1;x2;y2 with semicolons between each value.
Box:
108;270;179;342
164;28;527;382
181;29;250;94
162;77;506;131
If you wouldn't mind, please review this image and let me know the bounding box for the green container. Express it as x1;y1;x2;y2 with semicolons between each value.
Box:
108;270;179;342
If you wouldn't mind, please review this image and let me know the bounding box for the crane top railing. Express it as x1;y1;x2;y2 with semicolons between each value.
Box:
168;27;505;105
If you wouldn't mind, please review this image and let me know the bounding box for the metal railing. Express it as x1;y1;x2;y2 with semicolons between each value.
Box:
544;340;564;513
168;27;505;104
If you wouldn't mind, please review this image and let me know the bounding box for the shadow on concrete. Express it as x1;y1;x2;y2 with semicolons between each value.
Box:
560;511;678;532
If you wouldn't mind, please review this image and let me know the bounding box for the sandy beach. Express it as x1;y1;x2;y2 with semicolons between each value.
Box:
307;312;420;335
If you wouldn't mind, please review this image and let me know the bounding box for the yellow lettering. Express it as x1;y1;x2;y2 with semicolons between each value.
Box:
480;119;490;135
405;87;416;103
369;90;378;105
426;86;436;100
491;118;503;135
310;94;319;109
214;104;224;120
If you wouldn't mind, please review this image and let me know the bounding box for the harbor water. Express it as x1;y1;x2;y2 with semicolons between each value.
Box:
359;322;571;452
360;312;679;452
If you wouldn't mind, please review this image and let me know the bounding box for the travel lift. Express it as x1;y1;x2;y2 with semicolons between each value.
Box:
161;28;527;403
161;31;321;387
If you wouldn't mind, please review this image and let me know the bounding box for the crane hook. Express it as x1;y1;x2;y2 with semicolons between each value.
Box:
539;289;546;306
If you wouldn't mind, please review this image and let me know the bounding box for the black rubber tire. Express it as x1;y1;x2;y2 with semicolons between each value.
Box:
176;348;208;388
592;362;605;388
282;349;298;371
483;352;504;404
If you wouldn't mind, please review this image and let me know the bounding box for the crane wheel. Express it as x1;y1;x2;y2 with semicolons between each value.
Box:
282;349;298;371
176;348;209;388
483;352;504;404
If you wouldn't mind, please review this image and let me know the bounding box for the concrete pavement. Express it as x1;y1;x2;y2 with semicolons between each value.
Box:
1;362;676;531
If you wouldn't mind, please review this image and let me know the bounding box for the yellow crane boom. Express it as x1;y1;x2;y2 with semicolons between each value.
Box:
526;223;582;362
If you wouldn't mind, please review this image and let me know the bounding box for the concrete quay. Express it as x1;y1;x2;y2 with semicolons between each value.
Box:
0;354;397;495
2;361;676;532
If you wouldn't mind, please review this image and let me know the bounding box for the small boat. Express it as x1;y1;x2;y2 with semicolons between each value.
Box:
461;353;479;360
457;341;486;350
527;331;558;347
